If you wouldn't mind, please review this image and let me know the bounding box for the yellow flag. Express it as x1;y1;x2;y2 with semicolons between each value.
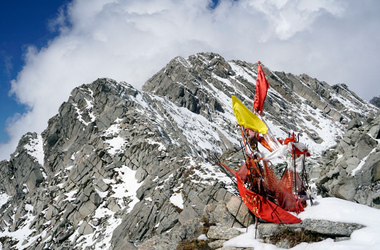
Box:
232;95;267;134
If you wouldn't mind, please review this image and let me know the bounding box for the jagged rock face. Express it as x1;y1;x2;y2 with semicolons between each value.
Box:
0;52;378;250
316;115;380;207
370;96;380;108
0;133;45;197
144;52;377;154
0;77;242;250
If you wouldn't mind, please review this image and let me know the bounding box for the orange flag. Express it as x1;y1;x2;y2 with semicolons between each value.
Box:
253;61;270;115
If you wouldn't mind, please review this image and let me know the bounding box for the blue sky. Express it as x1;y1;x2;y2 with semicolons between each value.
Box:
0;0;379;160
0;0;67;143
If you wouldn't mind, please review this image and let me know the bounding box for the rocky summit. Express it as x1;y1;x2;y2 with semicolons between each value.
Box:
0;52;379;250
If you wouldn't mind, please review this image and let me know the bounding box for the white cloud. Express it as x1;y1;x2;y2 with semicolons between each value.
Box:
243;0;345;40
1;0;379;160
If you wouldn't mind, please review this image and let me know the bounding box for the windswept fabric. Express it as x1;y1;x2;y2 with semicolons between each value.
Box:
236;174;302;224
253;62;270;115
232;95;267;135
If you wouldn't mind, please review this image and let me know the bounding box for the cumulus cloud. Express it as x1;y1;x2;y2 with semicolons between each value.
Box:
247;0;345;40
1;0;379;160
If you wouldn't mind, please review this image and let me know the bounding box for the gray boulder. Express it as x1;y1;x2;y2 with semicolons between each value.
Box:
207;226;243;240
317;114;380;208
301;219;364;236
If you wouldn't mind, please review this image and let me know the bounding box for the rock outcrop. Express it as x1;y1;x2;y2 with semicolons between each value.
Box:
316;115;380;207
370;95;380;108
258;219;364;249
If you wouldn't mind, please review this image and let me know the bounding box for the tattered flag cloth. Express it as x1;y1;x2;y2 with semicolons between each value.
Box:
253;61;270;115
293;142;310;156
277;169;305;213
236;174;302;224
232;95;267;135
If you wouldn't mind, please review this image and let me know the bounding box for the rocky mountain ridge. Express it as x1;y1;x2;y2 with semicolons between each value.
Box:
0;52;379;249
316;115;380;207
370;95;380;108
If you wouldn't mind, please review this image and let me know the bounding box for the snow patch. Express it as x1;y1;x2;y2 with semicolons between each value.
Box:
0;201;37;249
351;148;377;176
0;192;10;208
146;138;166;151
170;192;184;209
104;136;127;155
112;166;142;213
24;133;44;166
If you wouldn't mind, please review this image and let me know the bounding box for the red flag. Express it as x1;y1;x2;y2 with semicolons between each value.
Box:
283;132;296;145
253;61;270;115
236;174;302;224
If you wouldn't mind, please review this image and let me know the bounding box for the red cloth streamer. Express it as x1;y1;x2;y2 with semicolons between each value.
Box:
278;169;305;213
283;132;296;145
253;61;270;115
236;174;302;224
278;132;296;145
263;162;304;214
294;146;310;156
